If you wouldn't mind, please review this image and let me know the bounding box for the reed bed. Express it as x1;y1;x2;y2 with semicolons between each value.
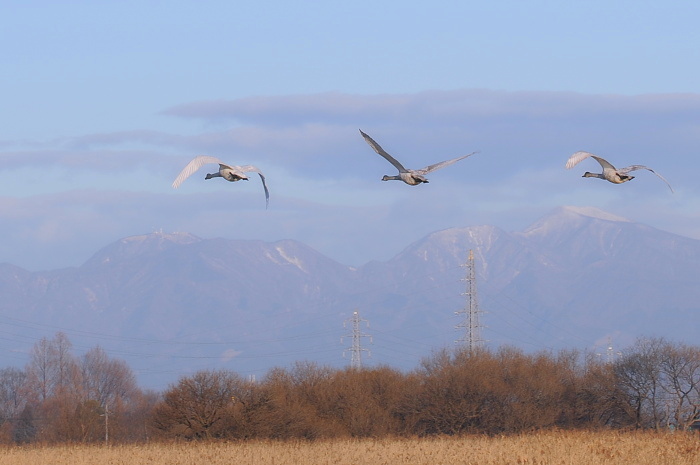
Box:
0;430;697;465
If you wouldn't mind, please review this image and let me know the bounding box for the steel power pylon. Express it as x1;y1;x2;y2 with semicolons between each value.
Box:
342;310;372;369
455;249;486;353
603;336;621;363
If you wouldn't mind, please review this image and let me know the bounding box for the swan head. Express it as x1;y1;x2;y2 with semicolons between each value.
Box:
381;175;396;181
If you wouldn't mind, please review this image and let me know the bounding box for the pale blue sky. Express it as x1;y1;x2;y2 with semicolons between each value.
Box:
1;0;700;271
5;0;700;138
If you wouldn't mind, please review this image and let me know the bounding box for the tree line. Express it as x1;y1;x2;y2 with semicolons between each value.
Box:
0;333;698;443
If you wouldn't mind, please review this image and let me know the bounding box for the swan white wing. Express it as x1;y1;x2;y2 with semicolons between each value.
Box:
565;151;594;169
566;151;616;171
590;155;616;171
618;165;674;193
172;155;223;188
257;172;270;208
359;129;407;173
415;151;478;175
232;165;270;208
233;165;264;175
566;152;593;170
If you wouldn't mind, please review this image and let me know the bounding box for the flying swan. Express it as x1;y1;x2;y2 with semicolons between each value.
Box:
172;155;270;207
359;129;477;185
565;151;673;193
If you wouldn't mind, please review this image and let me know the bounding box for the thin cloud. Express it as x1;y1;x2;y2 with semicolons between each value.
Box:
161;92;416;125
155;90;700;181
0;148;180;174
0;89;697;273
6;89;698;181
65;130;187;151
162;89;700;124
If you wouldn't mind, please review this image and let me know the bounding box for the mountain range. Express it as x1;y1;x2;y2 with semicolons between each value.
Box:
1;205;698;389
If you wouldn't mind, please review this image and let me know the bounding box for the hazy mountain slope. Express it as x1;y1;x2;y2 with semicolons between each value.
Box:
511;206;700;339
0;206;698;389
369;206;700;352
39;233;358;335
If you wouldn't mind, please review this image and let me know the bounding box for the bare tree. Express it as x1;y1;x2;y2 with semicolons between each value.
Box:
574;355;632;428
51;332;76;393
328;366;405;437
12;405;35;444
25;337;55;403
659;343;700;429
80;346;138;407
24;333;78;403
0;367;27;422
407;348;504;435
151;370;243;439
0;367;28;442
252;364;340;439
614;338;667;428
19;334;147;443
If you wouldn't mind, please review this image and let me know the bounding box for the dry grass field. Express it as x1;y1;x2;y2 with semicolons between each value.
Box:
0;430;697;465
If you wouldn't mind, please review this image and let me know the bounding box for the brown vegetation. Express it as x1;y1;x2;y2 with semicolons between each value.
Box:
0;430;697;465
0;333;156;444
0;333;698;444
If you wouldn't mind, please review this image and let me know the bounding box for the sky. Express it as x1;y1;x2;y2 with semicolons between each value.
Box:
2;0;700;277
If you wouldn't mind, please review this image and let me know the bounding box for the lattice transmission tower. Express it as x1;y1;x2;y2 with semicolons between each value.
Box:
455;249;486;353
602;336;622;363
342;310;372;369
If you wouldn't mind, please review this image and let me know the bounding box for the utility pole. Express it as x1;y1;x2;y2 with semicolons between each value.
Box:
101;402;109;446
342;310;372;369
455;249;485;353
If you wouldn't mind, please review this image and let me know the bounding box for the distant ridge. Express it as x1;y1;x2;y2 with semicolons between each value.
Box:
559;205;631;222
0;206;698;389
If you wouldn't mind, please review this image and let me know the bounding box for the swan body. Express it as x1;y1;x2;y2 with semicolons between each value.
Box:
359;129;477;185
172;155;270;207
565;151;673;193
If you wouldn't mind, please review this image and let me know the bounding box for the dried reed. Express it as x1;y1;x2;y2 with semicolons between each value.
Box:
0;430;697;465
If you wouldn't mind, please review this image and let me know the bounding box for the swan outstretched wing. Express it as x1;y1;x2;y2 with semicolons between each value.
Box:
415;152;478;175
565;151;593;169
565;151;616;170
359;129;408;173
234;165;270;208
172;155;223;188
618;165;674;193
